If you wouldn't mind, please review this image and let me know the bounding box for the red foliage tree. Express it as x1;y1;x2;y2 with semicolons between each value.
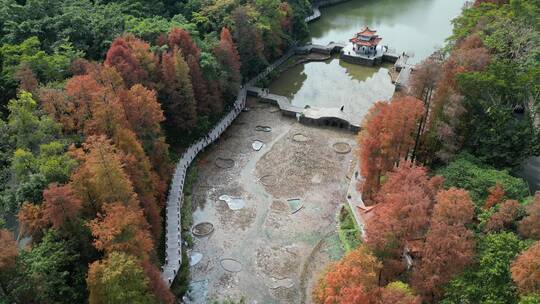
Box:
70;136;138;214
214;27;241;99
39;87;77;133
519;194;540;239
105;36;148;88
485;199;521;232
41;183;82;230
18;202;48;240
511;241;540;295
357;96;424;202
88;202;154;260
113;128;162;239
141;260;175;304
411;188;475;302
0;229;17;271
313;246;381;304
159;49;197;131
168;28;200;60
411;222;475;302
186;54;210;115
366;162;443;283
421;34;491;163
370;283;421;304
14;63;38;93
484;183;506;209
431;187;475;226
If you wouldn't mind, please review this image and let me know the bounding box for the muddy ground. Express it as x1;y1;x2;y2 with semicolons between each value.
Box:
188;97;357;303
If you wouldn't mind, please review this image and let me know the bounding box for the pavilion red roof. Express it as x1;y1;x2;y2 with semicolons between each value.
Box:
356;27;377;37
350;36;382;47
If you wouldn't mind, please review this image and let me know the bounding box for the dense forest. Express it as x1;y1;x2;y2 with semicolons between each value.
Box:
314;0;540;303
0;0;539;303
0;0;310;302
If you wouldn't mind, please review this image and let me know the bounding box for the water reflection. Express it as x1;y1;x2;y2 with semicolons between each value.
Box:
310;0;467;63
268;0;467;120
269;57;395;118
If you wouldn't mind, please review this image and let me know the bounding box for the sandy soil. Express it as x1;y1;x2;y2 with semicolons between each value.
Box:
188;97;356;303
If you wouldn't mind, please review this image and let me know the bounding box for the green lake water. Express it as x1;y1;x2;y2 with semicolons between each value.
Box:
269;0;467;118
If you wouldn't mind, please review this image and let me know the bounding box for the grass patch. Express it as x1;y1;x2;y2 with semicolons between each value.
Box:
337;204;361;252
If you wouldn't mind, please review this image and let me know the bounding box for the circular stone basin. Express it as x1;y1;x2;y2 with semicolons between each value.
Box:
255;125;272;132
332;142;351;154
292;133;310;142
252;140;264;151
192;222;214;237
227;198;246;210
219;194;232;202
220;258;242;273
190;252;203;266
259;174;278;186
267;277;294;289
215;157;235;169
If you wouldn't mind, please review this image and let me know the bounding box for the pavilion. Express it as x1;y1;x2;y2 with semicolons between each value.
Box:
340;26;399;66
349;27;382;56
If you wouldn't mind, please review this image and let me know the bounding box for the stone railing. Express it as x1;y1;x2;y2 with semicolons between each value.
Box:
161;88;246;286
161;44;297;287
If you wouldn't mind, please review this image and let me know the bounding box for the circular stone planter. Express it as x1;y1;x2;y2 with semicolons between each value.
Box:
292;133;310;142
255;125;272;132
192;222;214;237
332;142;351;154
259;174;278;186
215;157;235;169
220;258;243;273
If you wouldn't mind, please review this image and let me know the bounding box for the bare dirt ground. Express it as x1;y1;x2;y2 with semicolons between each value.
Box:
188;97;356;303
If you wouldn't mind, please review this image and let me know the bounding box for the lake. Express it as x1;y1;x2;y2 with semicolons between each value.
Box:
269;0;468;118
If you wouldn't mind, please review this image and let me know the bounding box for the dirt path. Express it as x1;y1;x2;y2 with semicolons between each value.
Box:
188;97;356;303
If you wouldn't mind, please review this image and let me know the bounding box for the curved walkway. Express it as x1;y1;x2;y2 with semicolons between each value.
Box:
161;89;247;285
161;0;354;287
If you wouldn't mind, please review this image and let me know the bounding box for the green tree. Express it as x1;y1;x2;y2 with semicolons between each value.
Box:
442;232;529;304
18;230;86;303
87;252;156;304
437;153;528;207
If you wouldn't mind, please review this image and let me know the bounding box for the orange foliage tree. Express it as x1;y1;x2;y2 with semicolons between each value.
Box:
88;202;154;260
370;282;421;304
420;34;491;163
357;96;424;202
411;188;476;302
214;27;241;99
159;48;198;132
313;245;381;304
365;162;443;282
519;194;540;239
0;229;17;271
511;242;540;296
484;199;521;232
41;183;82;230
104;35;157;88
70;136;138;213
484;183;506;209
18;202;48;240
